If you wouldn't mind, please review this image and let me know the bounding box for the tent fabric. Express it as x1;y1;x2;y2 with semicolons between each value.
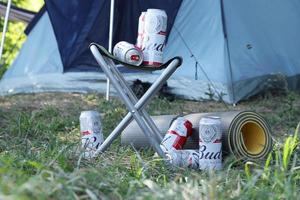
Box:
222;0;300;102
45;0;182;72
2;12;63;79
163;0;232;101
24;6;45;35
1;0;300;104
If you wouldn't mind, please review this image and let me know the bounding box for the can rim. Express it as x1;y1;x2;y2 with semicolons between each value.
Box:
146;8;167;15
201;116;221;120
80;110;100;115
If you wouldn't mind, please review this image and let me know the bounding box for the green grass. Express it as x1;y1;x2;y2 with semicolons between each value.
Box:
0;92;299;199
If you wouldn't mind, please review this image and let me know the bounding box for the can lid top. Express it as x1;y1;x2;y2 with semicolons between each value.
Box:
80;110;100;115
204;116;221;120
146;8;166;14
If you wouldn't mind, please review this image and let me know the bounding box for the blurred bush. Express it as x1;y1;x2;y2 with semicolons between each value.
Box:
0;0;43;77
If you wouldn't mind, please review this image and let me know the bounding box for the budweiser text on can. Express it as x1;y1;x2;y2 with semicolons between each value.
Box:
113;41;143;66
199;116;222;170
167;150;199;169
80;111;103;158
142;9;167;66
136;12;146;49
160;117;193;152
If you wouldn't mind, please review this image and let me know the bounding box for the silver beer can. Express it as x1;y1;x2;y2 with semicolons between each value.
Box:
167;149;199;169
142;9;167;67
113;41;143;66
160;117;193;151
79;111;103;158
199;116;222;170
136;12;146;49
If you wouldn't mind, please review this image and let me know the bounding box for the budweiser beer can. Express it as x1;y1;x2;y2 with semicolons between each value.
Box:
113;41;143;66
199;116;222;170
167;150;199;169
142;9;167;66
136;12;146;49
80;111;103;158
160;117;193;152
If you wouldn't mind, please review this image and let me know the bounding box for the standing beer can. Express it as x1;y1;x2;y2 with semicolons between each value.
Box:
199;116;222;170
160;117;193;152
80;111;103;158
136;12;146;49
142;9;167;66
113;41;143;66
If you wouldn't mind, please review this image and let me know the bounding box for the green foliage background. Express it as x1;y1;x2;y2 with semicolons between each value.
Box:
0;0;43;77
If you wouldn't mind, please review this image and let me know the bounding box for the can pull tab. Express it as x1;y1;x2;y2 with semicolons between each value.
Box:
131;55;140;61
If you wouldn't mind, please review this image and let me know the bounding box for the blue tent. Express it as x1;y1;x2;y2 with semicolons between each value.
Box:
1;0;300;103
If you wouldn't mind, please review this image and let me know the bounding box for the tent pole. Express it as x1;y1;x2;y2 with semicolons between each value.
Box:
0;0;12;63
106;0;115;101
220;0;235;105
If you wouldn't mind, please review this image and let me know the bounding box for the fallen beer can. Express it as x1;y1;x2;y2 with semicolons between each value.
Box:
160;117;193;151
113;41;143;66
167;150;199;169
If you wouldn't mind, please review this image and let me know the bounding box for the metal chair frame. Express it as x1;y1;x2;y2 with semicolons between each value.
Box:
90;44;182;158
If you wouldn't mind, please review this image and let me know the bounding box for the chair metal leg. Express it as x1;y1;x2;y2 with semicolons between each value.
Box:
94;58;180;155
90;45;180;158
104;58;163;143
91;46;165;158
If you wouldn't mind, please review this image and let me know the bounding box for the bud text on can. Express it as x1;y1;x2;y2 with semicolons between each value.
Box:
142;9;167;66
199;116;222;170
80;111;103;158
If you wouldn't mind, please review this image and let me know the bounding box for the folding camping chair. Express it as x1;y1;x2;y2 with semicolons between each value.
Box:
89;43;182;158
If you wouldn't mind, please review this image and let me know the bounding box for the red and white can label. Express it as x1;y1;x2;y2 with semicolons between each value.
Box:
113;41;143;66
160;117;193;151
80;111;103;158
142;9;167;66
199;116;222;170
136;12;146;49
168;150;199;169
